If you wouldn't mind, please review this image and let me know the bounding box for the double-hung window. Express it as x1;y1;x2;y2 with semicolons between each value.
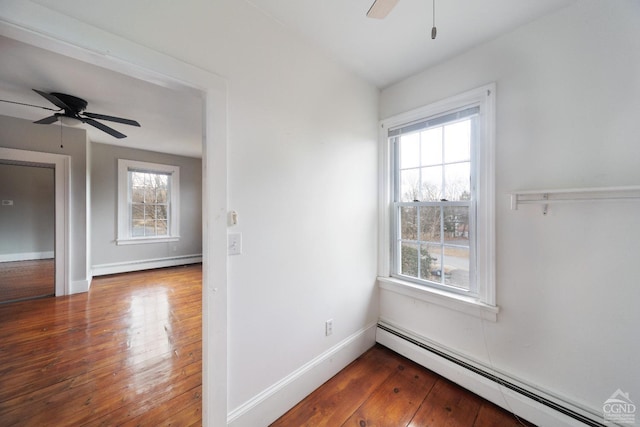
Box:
381;84;496;310
117;159;180;245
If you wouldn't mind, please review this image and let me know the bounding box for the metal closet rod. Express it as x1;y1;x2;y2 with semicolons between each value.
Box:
509;185;640;215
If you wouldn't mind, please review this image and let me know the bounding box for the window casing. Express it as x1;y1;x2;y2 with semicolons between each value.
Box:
117;159;180;245
380;84;496;306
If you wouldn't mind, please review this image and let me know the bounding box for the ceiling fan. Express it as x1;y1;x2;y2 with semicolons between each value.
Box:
367;0;438;39
366;0;400;19
31;89;140;139
0;89;141;139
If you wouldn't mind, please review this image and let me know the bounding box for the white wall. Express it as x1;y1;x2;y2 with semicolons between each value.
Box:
1;0;380;422
379;0;640;417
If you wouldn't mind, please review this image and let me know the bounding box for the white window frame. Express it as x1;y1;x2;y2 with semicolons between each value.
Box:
378;84;498;320
117;159;180;245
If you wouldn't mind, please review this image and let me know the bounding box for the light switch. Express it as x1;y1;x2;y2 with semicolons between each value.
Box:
228;233;242;255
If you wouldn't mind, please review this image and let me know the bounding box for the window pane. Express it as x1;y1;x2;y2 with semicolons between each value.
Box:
144;205;156;220
443;206;470;245
400;169;420;202
444;162;470;201
444;120;471;164
420;127;442;166
156;220;168;236
144;186;156;203
425;243;442;282
400;242;419;278
400;206;417;240
141;219;155;235
156;188;168;203
130;171;145;187
132;187;145;203
419;206;441;243
132;220;145;237
420;166;442;201
157;205;168;220
132;204;144;220
156;174;168;188
399;133;420;169
444;246;470;290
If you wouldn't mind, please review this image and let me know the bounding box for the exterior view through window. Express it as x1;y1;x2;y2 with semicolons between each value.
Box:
129;170;170;237
117;159;180;245
392;106;478;294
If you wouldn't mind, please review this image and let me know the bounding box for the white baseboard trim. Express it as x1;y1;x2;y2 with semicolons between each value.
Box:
376;321;604;427
0;251;54;262
227;321;378;427
91;254;202;276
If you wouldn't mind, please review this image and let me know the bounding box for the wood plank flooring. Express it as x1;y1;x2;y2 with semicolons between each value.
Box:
1;263;533;426
0;264;202;426
271;345;535;427
0;259;55;304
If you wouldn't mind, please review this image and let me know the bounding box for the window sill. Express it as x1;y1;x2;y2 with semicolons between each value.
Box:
377;276;499;322
116;236;180;246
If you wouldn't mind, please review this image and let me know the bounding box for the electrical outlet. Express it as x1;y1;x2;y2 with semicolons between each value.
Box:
325;319;333;336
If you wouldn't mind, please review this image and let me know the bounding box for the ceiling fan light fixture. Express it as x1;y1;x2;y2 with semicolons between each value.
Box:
58;116;82;127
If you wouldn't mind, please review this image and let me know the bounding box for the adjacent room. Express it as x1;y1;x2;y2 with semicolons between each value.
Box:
0;0;638;426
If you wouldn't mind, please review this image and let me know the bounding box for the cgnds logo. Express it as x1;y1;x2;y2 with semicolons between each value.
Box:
603;389;636;425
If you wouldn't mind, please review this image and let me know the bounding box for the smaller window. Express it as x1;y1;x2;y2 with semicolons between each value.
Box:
117;159;180;245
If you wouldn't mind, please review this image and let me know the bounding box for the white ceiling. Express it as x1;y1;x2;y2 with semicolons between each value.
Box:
245;0;576;88
0;36;203;158
0;0;575;157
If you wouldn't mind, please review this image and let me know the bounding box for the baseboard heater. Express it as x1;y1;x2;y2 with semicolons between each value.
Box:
376;323;604;427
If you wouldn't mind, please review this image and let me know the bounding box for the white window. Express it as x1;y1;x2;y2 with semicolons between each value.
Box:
379;84;496;314
117;159;180;245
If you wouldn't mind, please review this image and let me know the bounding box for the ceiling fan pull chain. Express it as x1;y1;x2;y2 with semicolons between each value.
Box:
431;0;437;39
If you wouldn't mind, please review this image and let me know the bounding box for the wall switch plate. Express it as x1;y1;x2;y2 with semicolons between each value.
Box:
228;233;242;255
325;319;333;336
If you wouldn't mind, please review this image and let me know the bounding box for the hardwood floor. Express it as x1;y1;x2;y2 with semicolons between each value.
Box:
0;264;202;426
271;345;535;427
0;259;55;304
1;264;532;426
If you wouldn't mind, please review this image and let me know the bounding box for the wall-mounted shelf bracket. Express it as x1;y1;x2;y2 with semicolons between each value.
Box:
509;186;640;215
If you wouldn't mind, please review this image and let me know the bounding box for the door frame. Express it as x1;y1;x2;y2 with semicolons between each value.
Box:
0;147;70;296
0;13;228;426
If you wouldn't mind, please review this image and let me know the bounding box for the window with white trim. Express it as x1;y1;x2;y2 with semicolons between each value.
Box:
117;159;180;245
382;84;496;305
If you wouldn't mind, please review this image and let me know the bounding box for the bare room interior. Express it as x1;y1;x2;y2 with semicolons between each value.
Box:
0;1;638;426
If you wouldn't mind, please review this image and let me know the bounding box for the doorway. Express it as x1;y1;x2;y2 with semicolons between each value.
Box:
0;161;55;303
0;18;228;425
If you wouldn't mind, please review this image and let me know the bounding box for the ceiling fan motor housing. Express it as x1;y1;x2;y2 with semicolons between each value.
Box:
51;92;88;114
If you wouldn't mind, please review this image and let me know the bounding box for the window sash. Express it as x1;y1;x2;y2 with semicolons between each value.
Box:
392;200;475;293
128;170;172;238
117;159;180;245
390;107;479;296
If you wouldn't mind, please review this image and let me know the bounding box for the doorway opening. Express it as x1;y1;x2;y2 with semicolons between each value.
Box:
0;161;55;303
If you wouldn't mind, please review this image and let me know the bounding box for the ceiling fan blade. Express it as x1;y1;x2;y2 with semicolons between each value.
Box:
83;111;141;127
32;89;71;111
83;117;127;139
33;114;60;125
366;0;399;19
